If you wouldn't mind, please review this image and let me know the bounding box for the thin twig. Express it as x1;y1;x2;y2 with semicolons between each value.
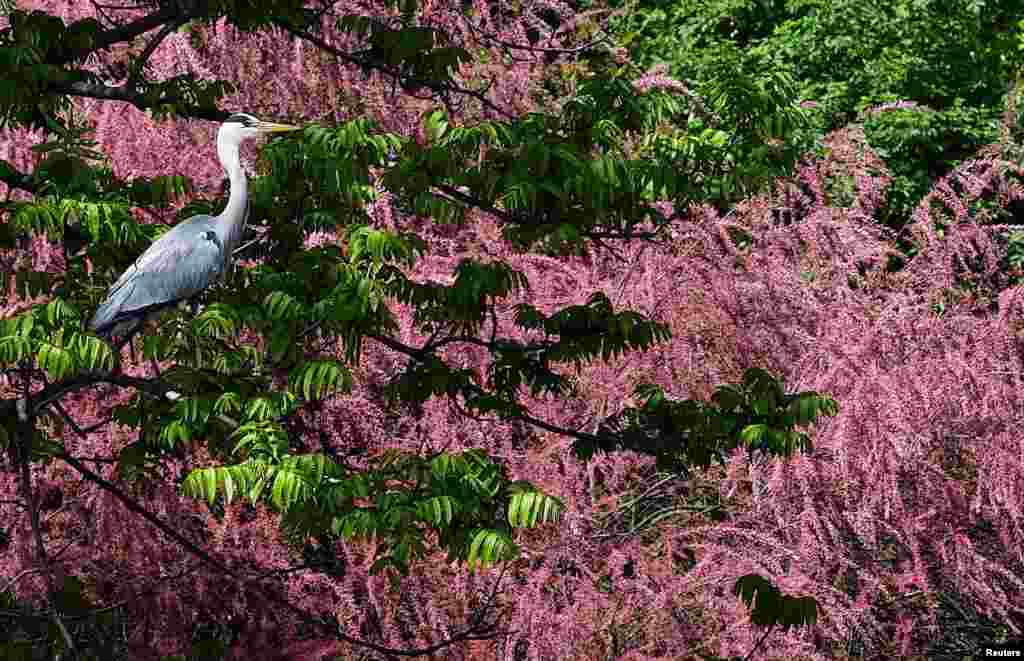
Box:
0;568;44;595
14;392;77;654
130;17;186;84
461;14;610;56
271;19;516;121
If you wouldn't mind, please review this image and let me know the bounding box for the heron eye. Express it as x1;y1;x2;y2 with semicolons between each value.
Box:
203;231;216;241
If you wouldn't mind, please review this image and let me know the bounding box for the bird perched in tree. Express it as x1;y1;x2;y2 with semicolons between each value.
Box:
89;113;300;347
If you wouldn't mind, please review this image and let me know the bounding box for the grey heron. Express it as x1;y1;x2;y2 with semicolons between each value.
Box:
89;113;301;346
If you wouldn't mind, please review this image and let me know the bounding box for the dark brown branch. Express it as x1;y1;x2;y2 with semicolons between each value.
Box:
270;18;517;121
48;399;114;438
57;451;243;578
130;16;187;82
27;369;182;416
434;184;662;241
0;367;508;657
366;332;615;449
461;14;610;56
90;1;119;29
420;334;548;356
57;79;229;121
54;4;182;65
11;3;231;123
13;393;76;654
0;560;202;626
0;161;39;194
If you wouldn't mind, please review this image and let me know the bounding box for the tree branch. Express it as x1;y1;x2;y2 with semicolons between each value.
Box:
8;4;231;122
0;366;508;657
366;332;617;449
14;394;76;654
53;5;182;65
58;450;509;656
129;15;187;83
26;369;182;416
58;451;243;578
460;14;611;56
56;79;229;121
434;184;662;241
0;161;39;194
269;18;517;121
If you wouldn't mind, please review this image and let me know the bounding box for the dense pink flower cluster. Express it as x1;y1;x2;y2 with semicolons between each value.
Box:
901;156;1024;306
633;72;689;95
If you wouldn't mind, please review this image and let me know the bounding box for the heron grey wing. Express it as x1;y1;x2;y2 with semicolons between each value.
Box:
89;215;226;332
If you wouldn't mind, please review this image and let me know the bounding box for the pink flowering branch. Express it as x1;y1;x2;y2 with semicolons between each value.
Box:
1;366;512;658
65;445;510;657
632;64;721;127
435;184;668;241
864;100;933;116
269;18;517;121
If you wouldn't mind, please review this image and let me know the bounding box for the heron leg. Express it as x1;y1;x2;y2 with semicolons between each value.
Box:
113;332;135;362
112;318;145;359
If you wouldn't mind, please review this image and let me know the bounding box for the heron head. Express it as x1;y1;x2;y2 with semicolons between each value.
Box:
219;113;301;146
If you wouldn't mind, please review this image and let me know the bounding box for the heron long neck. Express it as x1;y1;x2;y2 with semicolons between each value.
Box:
216;137;248;256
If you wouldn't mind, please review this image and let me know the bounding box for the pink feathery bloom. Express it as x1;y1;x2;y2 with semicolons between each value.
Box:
303;230;336;249
633;73;688;95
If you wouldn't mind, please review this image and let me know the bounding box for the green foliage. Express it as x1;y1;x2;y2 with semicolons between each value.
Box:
345;224;425;268
0;300;116;378
0;10;234;127
507;484;563;527
390;258;530;336
183;447;564;578
336;14;472;82
258;121;400;230
385;80;716;252
609;0;1021;224
615;0;1020;118
0;0;836;612
289;358;353;402
863;102;1002;228
696;573;818;661
576;368;839;476
733;572;818;630
606;3;821;205
514;292;672;368
698;41;815;200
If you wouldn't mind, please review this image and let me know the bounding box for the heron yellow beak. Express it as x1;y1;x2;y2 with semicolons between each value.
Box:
257;121;302;133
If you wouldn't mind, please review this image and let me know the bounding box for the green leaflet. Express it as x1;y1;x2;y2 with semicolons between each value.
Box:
288;359;353;401
577;368;838;474
416;495;459;525
507;490;563;527
466;528;517;572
